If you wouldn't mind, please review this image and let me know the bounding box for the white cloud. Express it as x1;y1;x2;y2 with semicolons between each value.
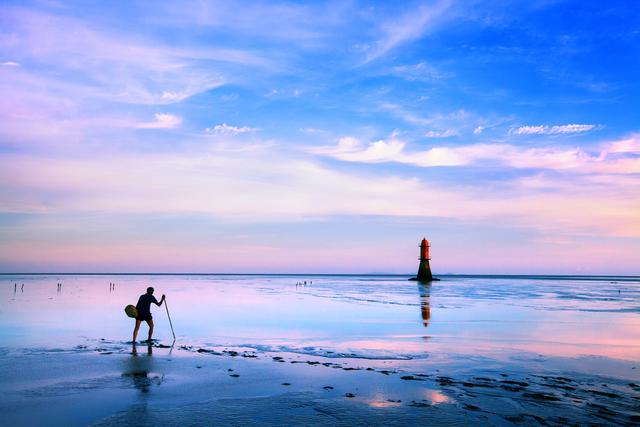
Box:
607;134;640;153
205;123;258;136
424;129;458;138
136;113;182;129
2;145;640;239
473;126;484;135
309;133;640;172
0;61;20;67
510;124;599;135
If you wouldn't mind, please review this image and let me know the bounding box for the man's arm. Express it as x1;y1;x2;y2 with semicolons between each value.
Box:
154;294;166;306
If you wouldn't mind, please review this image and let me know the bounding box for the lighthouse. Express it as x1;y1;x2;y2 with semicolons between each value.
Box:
410;238;439;282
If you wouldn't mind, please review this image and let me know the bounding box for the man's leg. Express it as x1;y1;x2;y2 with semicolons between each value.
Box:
147;319;154;341
133;320;142;342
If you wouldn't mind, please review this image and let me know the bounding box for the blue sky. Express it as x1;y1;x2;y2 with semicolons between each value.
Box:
0;0;639;273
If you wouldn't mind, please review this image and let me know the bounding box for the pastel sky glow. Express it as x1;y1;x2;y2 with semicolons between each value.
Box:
1;0;639;274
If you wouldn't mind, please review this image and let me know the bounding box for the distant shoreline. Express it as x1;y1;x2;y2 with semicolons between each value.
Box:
0;273;638;281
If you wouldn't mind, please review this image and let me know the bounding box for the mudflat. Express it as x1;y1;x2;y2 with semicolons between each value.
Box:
1;274;639;426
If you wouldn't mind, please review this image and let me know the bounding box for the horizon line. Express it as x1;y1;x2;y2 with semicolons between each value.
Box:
1;272;639;280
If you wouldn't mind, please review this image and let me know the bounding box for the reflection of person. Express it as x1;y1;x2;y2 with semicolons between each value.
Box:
132;287;165;343
132;341;153;356
126;342;155;394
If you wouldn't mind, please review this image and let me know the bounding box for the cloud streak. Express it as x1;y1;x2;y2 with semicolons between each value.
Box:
205;123;258;136
1;144;639;239
510;124;600;135
364;1;454;63
0;7;271;105
309;133;639;172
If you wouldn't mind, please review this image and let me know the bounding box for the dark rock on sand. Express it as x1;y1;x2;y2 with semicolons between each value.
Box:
523;392;560;401
437;376;455;385
553;384;576;391
400;375;422;381
197;348;223;355
500;380;528;387
586;389;620;398
500;385;525;392
462;381;495;388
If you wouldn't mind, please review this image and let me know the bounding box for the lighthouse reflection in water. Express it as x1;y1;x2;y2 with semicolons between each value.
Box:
417;283;431;328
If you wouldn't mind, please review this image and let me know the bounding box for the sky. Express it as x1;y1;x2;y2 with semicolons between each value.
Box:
0;0;639;274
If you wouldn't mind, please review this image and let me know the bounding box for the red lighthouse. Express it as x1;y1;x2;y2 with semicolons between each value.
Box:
411;238;438;282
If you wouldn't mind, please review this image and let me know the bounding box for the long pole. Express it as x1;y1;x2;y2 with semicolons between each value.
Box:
164;298;176;341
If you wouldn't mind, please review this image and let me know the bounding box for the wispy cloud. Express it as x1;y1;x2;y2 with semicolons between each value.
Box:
205;123;258;136
424;129;458;138
2;144;639;239
309;133;640;172
149;1;344;46
299;127;327;134
510;124;600;135
391;62;446;81
0;7;270;105
137;113;182;129
0;61;20;67
364;1;454;63
380;103;473;129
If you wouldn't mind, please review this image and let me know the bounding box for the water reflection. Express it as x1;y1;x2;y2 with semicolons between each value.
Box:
132;341;153;356
123;342;158;394
2;274;640;361
417;283;431;328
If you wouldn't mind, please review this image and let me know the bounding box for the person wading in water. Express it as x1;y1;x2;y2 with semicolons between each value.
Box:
133;287;165;343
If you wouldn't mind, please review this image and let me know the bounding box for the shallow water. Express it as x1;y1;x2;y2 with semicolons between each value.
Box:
2;274;640;426
1;274;639;364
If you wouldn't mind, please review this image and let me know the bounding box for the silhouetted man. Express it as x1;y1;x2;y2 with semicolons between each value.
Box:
133;287;165;342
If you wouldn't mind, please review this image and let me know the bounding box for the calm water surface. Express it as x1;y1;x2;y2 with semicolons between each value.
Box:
1;274;639;364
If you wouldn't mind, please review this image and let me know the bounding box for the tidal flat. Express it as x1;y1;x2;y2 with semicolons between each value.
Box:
1;274;639;426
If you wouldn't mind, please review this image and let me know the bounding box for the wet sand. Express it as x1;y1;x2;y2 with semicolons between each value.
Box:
1;274;639;425
1;342;638;426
